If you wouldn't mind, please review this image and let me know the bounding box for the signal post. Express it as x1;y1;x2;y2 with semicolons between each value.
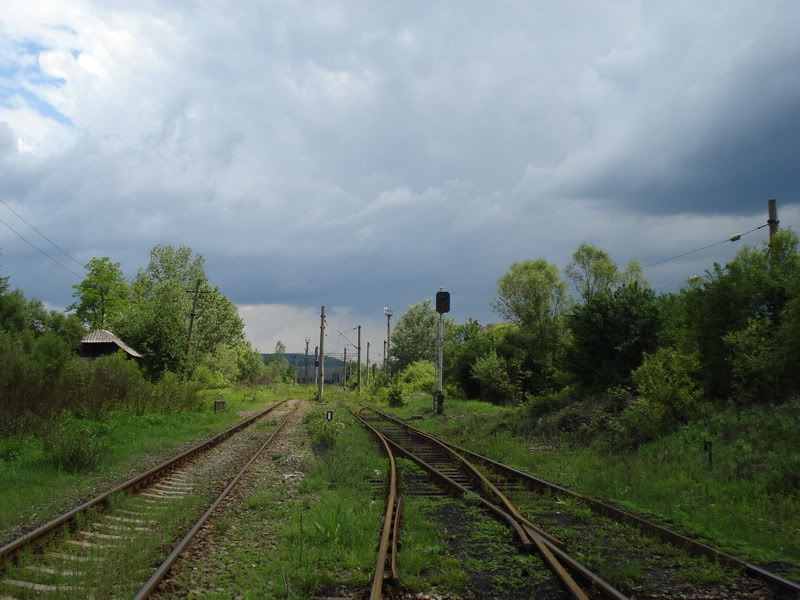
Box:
435;289;450;415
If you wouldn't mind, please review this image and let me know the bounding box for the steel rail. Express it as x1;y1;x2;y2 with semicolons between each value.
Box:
379;409;800;597
0;398;290;567
134;401;300;599
355;407;629;600
349;408;400;600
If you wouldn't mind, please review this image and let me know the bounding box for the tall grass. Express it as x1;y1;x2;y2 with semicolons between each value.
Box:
0;333;201;435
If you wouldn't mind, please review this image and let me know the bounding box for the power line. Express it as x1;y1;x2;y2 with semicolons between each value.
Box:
0;199;85;268
0;216;83;278
642;223;768;269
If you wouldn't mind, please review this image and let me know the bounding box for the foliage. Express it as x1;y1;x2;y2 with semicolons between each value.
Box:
387;382;406;407
493;258;568;374
564;242;619;301
305;409;346;452
390;299;453;373
627;347;702;440
69;257;130;330
470;349;520;404
397;359;436;393
566;283;662;392
43;419;108;473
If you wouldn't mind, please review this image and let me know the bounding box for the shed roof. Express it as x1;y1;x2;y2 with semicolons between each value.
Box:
80;329;143;358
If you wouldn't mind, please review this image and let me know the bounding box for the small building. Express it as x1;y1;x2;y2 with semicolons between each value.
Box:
78;329;143;360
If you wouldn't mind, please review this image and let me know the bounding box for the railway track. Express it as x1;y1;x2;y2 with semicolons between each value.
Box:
0;398;299;599
353;405;628;600
357;405;800;600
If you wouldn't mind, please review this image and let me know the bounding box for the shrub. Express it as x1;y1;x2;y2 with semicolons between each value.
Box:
305;410;345;453
398;360;436;393
724;318;782;404
471;350;520;404
387;383;406;407
632;347;701;420
43;420;108;473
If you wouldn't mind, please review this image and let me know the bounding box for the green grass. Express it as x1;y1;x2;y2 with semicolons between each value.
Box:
369;393;800;579
0;385;292;540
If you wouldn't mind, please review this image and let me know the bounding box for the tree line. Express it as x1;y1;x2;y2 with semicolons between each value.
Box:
0;244;286;433
385;231;800;443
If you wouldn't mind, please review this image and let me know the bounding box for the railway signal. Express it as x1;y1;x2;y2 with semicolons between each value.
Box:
435;289;449;414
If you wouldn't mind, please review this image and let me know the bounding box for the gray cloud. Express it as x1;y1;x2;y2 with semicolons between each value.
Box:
1;1;798;350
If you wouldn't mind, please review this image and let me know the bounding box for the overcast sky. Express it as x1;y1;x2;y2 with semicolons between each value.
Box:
1;1;798;355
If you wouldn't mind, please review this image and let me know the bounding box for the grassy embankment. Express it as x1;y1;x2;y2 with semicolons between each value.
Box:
0;385;293;540
371;393;800;580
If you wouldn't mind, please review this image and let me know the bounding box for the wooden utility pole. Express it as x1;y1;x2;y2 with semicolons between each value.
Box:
304;338;310;384
357;325;362;394
343;347;347;388
383;340;387;373
366;341;370;388
768;199;780;241
185;279;209;355
318;306;325;401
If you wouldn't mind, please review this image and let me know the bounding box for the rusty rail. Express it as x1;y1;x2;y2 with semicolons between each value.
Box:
0;398;290;568
378;408;800;598
350;408;401;600
356;406;627;600
134;401;299;599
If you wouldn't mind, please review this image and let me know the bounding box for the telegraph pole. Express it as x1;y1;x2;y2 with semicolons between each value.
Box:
343;347;348;389
357;325;362;394
318;306;326;401
185;279;210;355
366;341;370;388
768;199;780;242
383;340;387;374
304;338;310;384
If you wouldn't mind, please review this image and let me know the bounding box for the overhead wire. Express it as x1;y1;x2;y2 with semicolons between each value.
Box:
0;199;85;268
0;216;83;279
642;223;768;269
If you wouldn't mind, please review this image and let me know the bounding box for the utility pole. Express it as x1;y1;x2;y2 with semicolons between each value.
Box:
366;341;370;388
314;346;319;386
318;306;325;401
383;340;387;374
343;347;348;389
185;279;210;355
304;338;310;384
384;307;393;378
357;325;362;394
768;199;780;243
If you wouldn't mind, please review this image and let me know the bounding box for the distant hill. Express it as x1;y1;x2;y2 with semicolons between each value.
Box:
261;353;344;370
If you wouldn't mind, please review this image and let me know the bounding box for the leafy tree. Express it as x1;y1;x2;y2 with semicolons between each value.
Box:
564;243;619;301
493;258;568;373
566;283;662;391
69;257;130;329
390;299;454;373
119;245;246;378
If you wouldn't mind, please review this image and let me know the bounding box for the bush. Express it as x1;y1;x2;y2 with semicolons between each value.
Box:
724;318;782;404
632;347;701;419
397;360;436;393
305;410;345;453
43;420;108;473
471;350;520;404
387;383;405;407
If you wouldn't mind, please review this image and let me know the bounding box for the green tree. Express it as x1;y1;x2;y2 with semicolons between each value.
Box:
390;299;454;373
566;283;662;391
69;257;130;329
493;258;568;373
564;243;619;301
